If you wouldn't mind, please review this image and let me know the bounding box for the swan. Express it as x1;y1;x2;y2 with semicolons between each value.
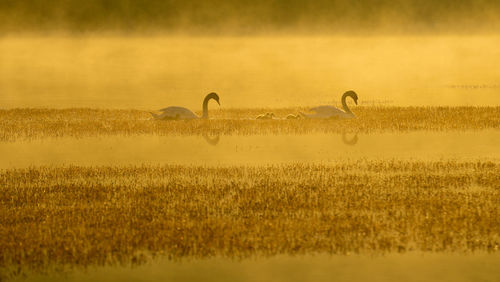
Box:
286;114;301;119
256;112;275;120
300;90;358;119
150;92;220;120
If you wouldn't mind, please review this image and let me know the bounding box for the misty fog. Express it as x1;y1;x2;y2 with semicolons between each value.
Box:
1;36;499;108
1;1;499;108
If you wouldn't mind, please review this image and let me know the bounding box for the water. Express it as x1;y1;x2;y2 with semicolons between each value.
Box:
0;131;497;168
11;253;500;282
1;36;500;109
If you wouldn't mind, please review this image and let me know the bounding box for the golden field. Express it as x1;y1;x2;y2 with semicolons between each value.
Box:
0;107;499;140
1;161;499;277
0;106;499;280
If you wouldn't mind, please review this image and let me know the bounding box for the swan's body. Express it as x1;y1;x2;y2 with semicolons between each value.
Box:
256;112;275;120
301;90;358;119
154;107;198;119
151;92;220;120
286;114;301;119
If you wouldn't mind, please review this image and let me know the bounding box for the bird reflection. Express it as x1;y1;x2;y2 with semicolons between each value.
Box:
203;133;220;146
342;132;358;146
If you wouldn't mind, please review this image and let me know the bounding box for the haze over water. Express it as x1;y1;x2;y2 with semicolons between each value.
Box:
1;36;500;109
1;2;500;109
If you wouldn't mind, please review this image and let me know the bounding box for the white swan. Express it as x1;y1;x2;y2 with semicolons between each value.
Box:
150;92;220;120
300;90;358;119
256;112;275;120
286;114;301;119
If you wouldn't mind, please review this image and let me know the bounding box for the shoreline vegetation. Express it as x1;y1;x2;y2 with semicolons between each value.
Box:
1;106;498;279
0;107;499;140
1;0;499;34
1;161;499;278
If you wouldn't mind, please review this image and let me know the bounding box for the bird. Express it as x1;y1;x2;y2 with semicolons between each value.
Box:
256;112;275;120
150;92;220;120
300;90;358;119
286;114;301;119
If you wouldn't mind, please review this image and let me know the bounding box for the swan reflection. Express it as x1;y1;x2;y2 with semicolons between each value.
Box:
203;133;220;146
202;133;356;147
342;132;358;146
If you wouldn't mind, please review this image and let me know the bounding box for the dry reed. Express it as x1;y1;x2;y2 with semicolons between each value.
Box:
0;107;498;141
1;160;498;278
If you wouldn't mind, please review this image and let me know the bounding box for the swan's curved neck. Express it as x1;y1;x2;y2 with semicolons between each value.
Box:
202;96;210;119
341;93;353;115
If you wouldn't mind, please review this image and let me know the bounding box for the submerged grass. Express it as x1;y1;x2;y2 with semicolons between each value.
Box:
1;160;499;277
0;106;499;140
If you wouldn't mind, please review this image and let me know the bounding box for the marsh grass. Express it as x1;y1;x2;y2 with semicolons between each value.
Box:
1;160;499;278
1;106;499;279
0;107;499;140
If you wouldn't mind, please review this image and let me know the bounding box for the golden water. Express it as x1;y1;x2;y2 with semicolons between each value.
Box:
0;131;498;168
14;254;500;282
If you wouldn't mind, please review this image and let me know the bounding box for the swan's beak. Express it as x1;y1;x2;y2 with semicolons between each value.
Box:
354;98;358;105
216;99;220;105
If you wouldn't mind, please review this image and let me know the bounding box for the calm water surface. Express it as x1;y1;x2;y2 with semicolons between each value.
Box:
12;253;500;282
0;131;498;168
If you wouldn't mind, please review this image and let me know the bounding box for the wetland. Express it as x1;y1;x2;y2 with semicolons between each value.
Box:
1;36;499;281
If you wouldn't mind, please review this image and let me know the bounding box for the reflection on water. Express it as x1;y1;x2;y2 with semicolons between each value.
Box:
14;253;500;282
203;133;220;146
342;132;358;146
0;131;497;168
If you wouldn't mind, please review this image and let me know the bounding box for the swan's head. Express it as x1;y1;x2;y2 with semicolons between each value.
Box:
207;92;220;105
345;90;358;105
